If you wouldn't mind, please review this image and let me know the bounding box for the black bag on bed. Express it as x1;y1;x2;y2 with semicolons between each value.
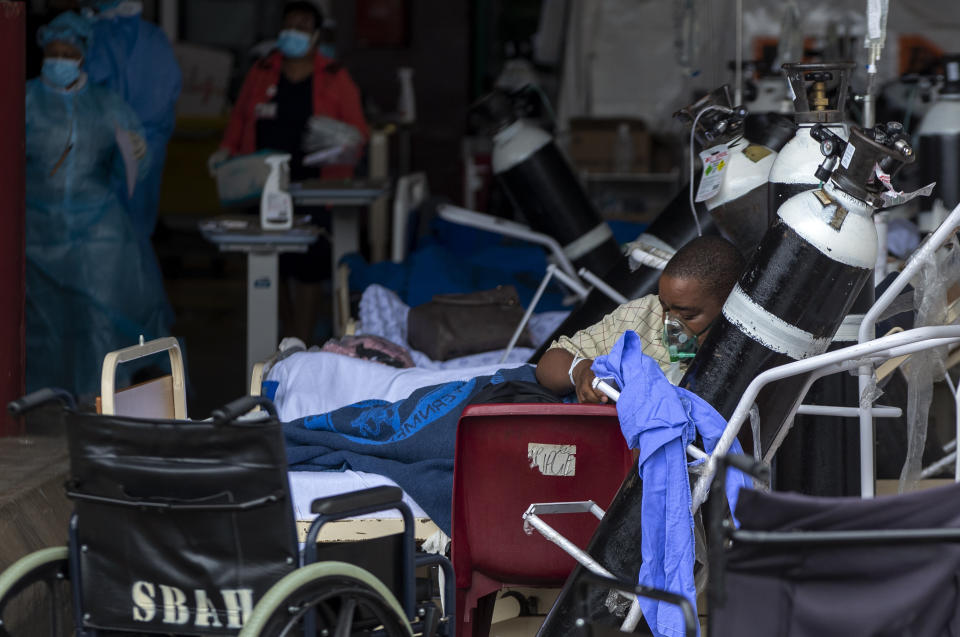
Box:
407;285;534;360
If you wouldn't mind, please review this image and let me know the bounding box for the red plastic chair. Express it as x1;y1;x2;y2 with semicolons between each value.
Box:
451;403;633;637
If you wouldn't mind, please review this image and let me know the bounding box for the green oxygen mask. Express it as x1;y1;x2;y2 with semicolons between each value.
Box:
662;312;712;362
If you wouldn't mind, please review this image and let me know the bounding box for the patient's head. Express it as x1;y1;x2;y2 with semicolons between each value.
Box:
658;236;745;342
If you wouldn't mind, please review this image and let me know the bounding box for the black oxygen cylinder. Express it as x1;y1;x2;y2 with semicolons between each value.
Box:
534;124;915;637
529;87;745;362
471;86;624;277
917;54;960;210
768;62;856;224
494;128;623;277
528;191;714;361
685;124;914;459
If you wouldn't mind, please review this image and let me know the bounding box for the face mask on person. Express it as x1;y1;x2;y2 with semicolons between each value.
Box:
662;312;712;362
277;29;314;58
42;57;82;88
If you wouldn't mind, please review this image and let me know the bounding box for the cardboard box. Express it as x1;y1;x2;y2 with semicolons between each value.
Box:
567;117;652;174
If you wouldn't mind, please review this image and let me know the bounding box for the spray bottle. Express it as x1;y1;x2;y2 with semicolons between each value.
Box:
260;154;293;230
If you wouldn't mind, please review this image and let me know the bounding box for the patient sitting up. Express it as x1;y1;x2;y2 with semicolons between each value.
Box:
536;235;745;402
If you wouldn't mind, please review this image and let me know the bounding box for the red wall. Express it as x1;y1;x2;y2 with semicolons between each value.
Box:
0;2;26;436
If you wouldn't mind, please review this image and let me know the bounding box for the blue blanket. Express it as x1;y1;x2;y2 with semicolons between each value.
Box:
592;332;750;637
284;365;537;534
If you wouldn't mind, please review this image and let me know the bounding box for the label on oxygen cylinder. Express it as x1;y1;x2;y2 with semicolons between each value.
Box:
841;143;855;169
743;144;773;163
695;143;730;202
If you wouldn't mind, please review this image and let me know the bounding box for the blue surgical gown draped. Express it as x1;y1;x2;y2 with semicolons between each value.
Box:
25;78;170;397
85;13;181;242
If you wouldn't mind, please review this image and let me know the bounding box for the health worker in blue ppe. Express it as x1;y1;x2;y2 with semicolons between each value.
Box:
26;11;170;398
84;0;182;244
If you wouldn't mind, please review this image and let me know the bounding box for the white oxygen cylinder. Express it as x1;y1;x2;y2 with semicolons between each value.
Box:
261;154;293;230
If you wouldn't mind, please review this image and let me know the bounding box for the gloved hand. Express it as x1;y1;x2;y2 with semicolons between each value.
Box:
302;116;364;153
128;131;147;161
207;148;231;177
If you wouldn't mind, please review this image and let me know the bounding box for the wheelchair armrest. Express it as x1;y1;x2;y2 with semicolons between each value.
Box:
311;485;405;516
210;395;278;423
305;485;418;618
720;453;770;481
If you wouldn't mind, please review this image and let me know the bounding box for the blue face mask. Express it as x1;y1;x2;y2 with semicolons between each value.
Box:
42;57;82;88
277;29;313;58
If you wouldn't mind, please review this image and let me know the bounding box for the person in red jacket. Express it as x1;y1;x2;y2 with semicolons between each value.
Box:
210;1;368;181
210;0;369;343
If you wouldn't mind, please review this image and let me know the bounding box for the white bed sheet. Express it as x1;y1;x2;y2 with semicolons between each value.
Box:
289;470;427;521
267;350;533;421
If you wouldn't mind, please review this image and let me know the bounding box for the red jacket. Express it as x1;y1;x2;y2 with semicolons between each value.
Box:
220;50;369;180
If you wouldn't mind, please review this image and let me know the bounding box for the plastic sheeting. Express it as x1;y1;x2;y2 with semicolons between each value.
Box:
899;238;960;491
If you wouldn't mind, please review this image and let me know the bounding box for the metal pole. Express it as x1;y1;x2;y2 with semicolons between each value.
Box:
500;266;557;364
577;267;628;305
734;0;743;106
160;0;179;42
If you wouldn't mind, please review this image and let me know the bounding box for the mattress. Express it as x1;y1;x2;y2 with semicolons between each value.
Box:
288;470;438;542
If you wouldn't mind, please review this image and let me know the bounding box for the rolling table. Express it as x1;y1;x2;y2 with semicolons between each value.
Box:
289;178;392;335
199;216;320;385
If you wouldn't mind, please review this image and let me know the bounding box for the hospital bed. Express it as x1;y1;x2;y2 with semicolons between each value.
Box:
97;335;443;545
93;334;646;637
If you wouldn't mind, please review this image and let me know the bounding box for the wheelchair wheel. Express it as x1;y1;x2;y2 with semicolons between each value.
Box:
241;561;413;637
0;547;72;637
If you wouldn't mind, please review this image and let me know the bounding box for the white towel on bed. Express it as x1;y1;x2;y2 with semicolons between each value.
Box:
267;350;533;421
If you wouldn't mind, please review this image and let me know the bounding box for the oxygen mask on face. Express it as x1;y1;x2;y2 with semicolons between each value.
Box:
662;313;710;362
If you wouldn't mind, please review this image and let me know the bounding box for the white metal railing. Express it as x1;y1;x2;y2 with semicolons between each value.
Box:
437;204;639;363
858;201;960;496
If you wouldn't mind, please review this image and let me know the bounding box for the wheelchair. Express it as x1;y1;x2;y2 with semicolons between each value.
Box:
0;390;453;636
705;454;960;635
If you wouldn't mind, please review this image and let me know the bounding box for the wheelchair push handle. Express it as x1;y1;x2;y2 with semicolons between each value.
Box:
719;453;770;482
210;395;278;424
7;388;76;416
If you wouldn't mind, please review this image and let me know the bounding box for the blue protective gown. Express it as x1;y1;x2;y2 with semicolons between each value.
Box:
25;77;170;397
85;12;181;242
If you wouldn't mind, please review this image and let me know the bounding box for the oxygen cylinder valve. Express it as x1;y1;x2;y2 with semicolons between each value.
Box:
811;122;915;207
810;124;847;183
782;62;855;124
673;85;748;146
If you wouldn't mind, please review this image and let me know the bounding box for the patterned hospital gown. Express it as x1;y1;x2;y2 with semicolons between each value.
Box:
548;294;683;376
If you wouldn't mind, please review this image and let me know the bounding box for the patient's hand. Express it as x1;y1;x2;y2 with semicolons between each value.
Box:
572;360;608;404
